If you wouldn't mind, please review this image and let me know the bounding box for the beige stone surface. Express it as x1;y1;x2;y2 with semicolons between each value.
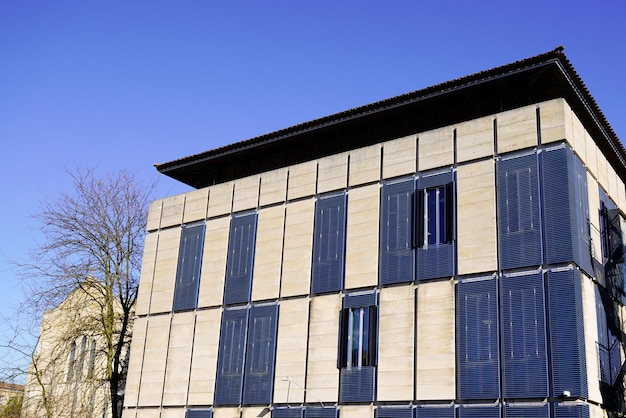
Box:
188;309;221;406
345;184;379;290
122;409;137;418
307;293;341;403
318;152;348;193
162;312;195;406
596;146;609;193
146;200;162;232
134;409;161;418
260;167;288;206
349;144;381;186
497;104;538;154
607;163;619;206
281;198;314;297
183;188;209;224
160;195;185;229
456;160;497;275
456;115;494;163
138;314;171;407
582;275;601;404
377;285;414;401
124;317;147;408
252;205;285;301
415;280;455;400
341;405;374;418
288;160;317;200
571;108;587;161
419;126;454;171
233;175;260;212
585;131;598;179
207;182;234;218
383;135;417;179
136;232;158;316
273;298;309;403
539;98;569;145
197;217;229;308
160;408;186;418
150;228;182;314
213;408;240;418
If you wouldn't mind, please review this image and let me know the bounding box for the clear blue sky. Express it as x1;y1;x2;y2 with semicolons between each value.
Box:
1;0;625;368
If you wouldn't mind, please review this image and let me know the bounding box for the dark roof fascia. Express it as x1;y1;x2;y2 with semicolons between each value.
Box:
157;48;626;187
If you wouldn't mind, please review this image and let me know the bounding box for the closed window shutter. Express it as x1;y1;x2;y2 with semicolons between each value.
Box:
186;410;213;418
497;154;542;270
504;404;549;418
459;404;500;418
224;213;257;305
305;407;338;418
457;278;500;399
272;408;303;418
501;273;548;398
215;308;248;406
547;269;587;398
377;407;413;418
243;304;278;405
415;405;455;418
173;223;205;311
553;403;589;418
380;179;415;285
312;194;346;294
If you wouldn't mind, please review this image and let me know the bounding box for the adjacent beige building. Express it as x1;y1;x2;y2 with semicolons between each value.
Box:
123;48;626;418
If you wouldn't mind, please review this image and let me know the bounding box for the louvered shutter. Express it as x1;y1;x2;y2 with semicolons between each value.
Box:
504;404;549;418
457;278;500;399
224;213;257;305
497;153;542;269
380;179;415;285
547;269;587;398
312;194;346;294
272;408;303;418
305;407;338;418
458;404;500;418
214;308;248;405
377;406;413;418
415;405;455;417
186;410;213;418
243;304;278;405
501;273;548;398
553;403;590;418
173;223;205;311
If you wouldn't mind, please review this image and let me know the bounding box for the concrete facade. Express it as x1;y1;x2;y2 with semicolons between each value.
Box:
123;50;626;418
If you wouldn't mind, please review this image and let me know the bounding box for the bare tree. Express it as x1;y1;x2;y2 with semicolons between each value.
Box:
5;167;154;418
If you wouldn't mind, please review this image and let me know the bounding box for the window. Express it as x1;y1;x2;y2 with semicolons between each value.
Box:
312;193;347;294
457;278;499;399
497;154;541;270
215;304;278;406
173;223;205;311
67;341;77;381
87;339;97;379
599;199;624;298
500;273;547;398
417;184;453;248
338;292;377;402
186;410;213;418
224;213;257;305
379;179;414;285
416;171;455;280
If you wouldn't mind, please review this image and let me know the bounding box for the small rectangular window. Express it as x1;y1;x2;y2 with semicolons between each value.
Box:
173;223;205;311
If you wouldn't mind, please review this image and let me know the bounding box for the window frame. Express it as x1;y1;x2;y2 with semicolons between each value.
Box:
172;222;206;312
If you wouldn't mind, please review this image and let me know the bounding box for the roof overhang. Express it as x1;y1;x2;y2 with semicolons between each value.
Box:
156;47;626;188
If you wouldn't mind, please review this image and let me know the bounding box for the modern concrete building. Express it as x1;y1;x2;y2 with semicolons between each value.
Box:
122;48;626;418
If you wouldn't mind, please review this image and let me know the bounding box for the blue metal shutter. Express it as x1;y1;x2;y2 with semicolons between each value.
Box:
377;406;413;418
305;407;338;418
273;408;304;418
497;153;542;270
504;404;549;418
224;213;257;305
380;179;415;285
457;278;500;399
571;155;593;276
458;404;500;418
500;273;548;398
415;405;455;417
312;194;347;294
243;304;278;405
173;223;205;311
186;410;213;418
541;147;573;265
547;269;587;398
553;403;590;418
214;308;248;405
